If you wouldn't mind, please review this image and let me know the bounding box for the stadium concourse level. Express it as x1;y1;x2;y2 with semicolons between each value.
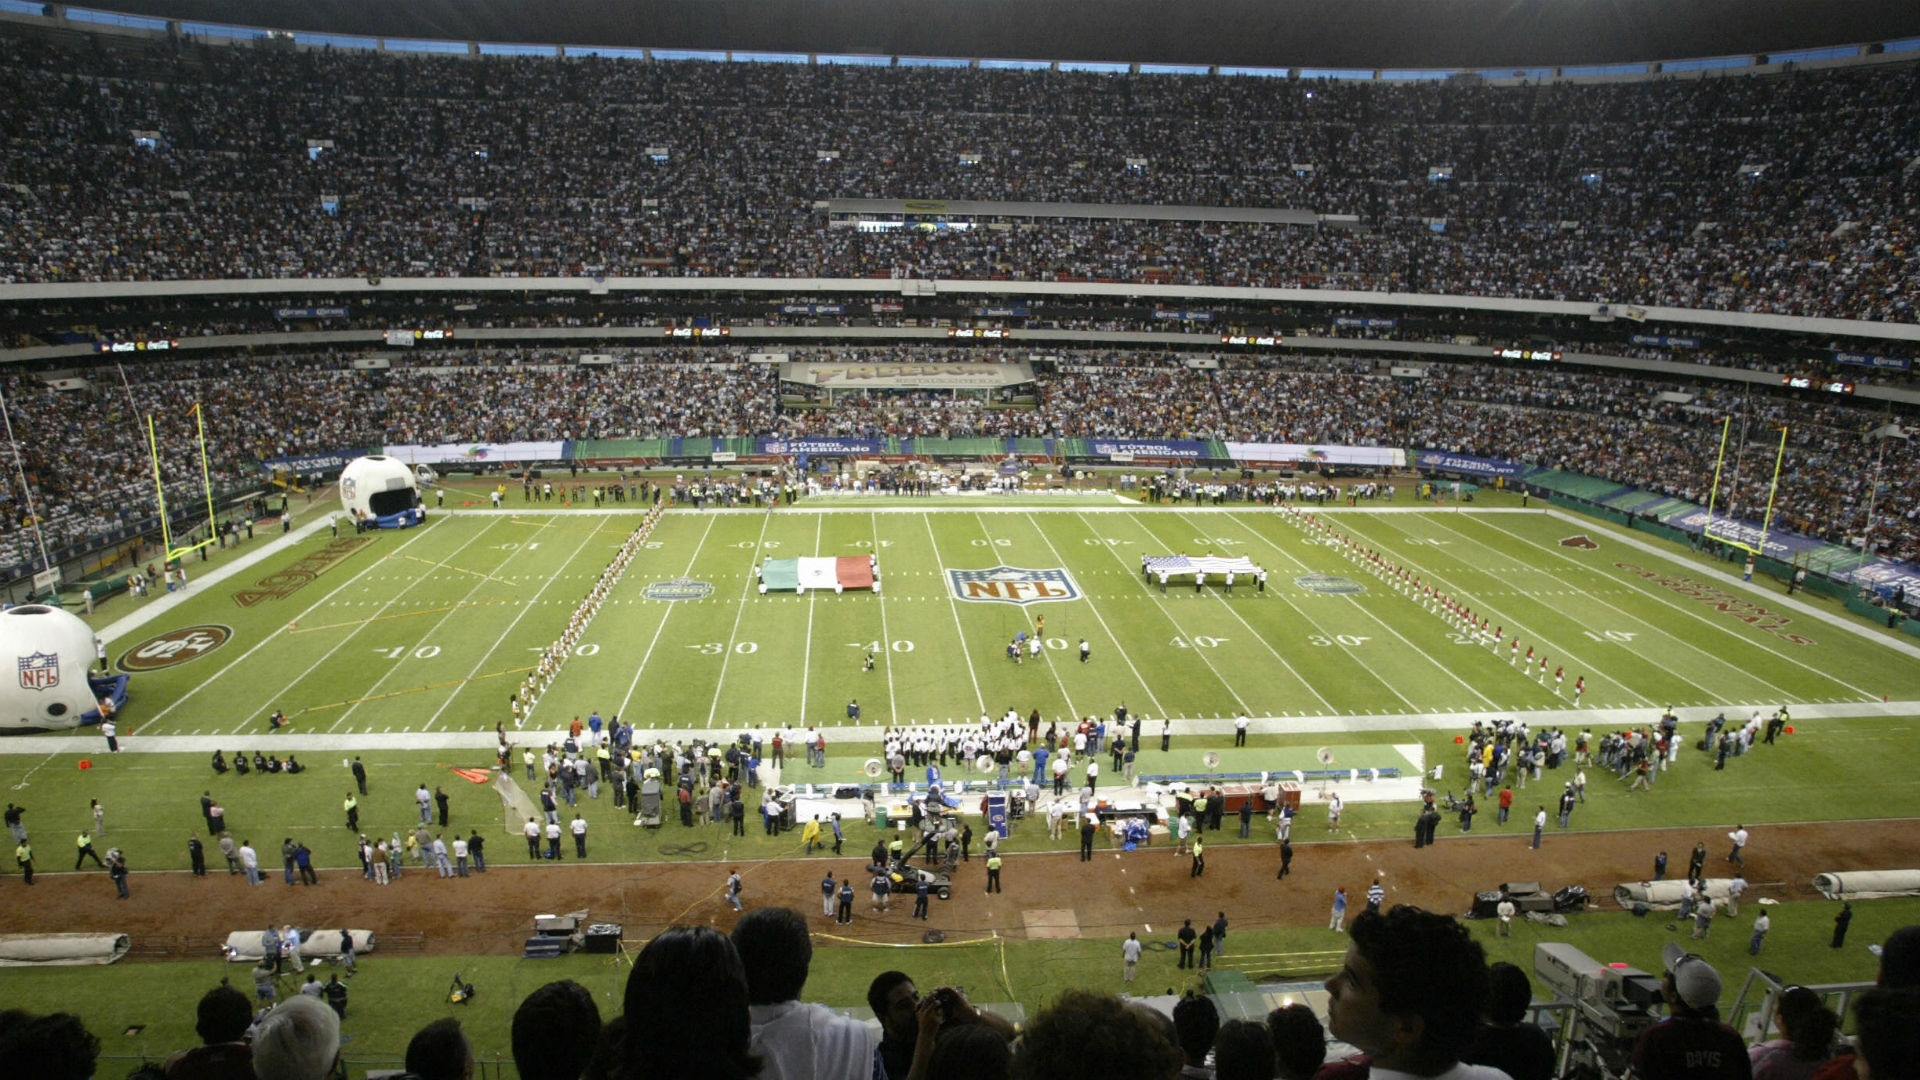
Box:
29;295;1920;395
3;347;1917;575
0;30;1915;322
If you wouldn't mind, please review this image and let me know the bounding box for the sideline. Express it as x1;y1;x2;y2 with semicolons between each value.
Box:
10;697;1917;757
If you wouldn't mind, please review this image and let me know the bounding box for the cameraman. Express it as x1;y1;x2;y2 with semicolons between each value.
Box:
868;971;1016;1080
1629;945;1748;1080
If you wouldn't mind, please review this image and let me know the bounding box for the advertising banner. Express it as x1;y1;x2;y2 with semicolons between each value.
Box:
257;448;376;474
1409;449;1537;478
779;362;1033;390
1089;440;1208;460
759;438;883;455
381;442;565;464
1232;443;1406;467
1833;351;1912;372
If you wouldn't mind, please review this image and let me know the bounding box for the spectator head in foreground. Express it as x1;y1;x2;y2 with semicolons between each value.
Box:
867;968;919;1059
0;1010;99;1080
1661;943;1725;1017
1324;906;1490;1077
1212;1018;1276;1080
405;1017;474;1080
625;925;759;1080
1770;985;1840;1062
251;997;341;1080
1172;993;1221;1069
926;1021;1015;1080
731;906;812;1004
512;979;602;1080
195;984;253;1045
1265;1003;1327;1080
1853;988;1920;1080
1012;989;1181;1080
1879;925;1920;988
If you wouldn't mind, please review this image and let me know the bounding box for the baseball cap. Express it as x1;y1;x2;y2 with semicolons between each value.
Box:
1662;943;1723;1009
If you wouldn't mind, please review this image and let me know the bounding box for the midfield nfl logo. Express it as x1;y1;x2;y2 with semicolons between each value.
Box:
18;651;60;691
947;566;1082;606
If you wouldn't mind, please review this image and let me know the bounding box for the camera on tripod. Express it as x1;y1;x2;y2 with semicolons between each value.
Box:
1533;943;1663;1080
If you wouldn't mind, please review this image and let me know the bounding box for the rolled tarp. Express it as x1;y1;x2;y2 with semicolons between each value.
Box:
1813;870;1920;900
0;932;131;967
223;929;375;962
1613;878;1742;910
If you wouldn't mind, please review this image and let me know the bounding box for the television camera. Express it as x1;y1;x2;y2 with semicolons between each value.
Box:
1533;942;1663;1080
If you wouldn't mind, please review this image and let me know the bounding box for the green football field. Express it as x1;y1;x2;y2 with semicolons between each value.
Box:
107;502;1920;740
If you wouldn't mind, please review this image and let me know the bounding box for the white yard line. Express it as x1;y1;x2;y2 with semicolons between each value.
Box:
1069;512;1254;716
614;514;719;724
923;512;987;716
324;518;531;733
703;508;777;729
799;514;821;725
1025;512;1177;716
424;514;610;731
1469;514;1880;700
1544;509;1920;664
873;512;899;723
1337;514;1715;706
1422;514;1805;701
140;520;447;731
1206;514;1496;710
979;514;1079;719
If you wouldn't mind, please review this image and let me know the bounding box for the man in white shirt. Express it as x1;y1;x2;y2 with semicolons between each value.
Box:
1122;932;1143;982
1496;899;1515;937
733;907;879;1080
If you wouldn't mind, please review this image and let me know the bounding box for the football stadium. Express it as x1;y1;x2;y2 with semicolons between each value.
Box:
2;1;1920;1077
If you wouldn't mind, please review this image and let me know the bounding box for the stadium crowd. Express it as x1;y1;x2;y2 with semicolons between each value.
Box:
0;31;1916;322
7;914;1920;1080
5;344;1915;574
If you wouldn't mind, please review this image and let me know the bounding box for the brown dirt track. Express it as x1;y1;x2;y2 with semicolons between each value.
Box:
3;820;1903;955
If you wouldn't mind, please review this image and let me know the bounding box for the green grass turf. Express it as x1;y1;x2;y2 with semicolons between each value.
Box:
14;897;1916;1069
8;501;1920;1064
1;712;1913;873
93;505;1920;741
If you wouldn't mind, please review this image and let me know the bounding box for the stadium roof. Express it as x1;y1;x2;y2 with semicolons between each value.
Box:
75;0;1920;70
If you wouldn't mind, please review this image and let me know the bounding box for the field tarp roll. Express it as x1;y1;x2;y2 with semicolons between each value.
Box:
223;929;375;962
1813;870;1920;900
1613;878;1743;910
0;933;130;967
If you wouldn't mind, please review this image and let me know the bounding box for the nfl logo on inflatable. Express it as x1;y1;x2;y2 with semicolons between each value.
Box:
947;567;1081;606
18;651;60;691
